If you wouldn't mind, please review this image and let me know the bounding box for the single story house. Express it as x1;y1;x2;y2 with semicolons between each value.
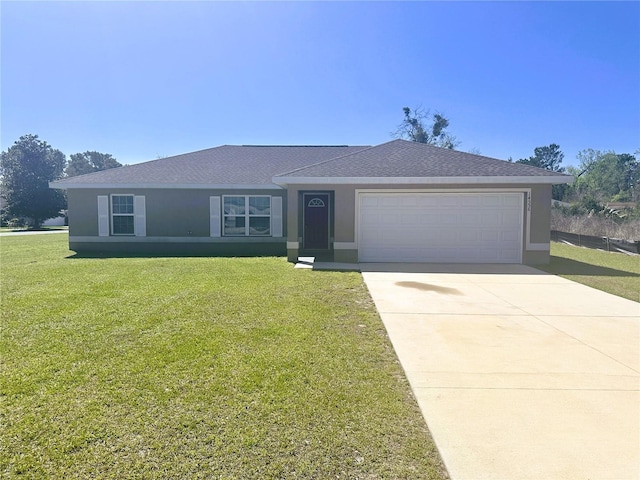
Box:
50;139;573;264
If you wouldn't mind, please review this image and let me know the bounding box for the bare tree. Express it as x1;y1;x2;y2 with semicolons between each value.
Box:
393;106;459;149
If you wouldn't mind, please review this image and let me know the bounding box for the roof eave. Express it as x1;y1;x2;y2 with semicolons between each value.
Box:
272;175;575;186
49;182;284;190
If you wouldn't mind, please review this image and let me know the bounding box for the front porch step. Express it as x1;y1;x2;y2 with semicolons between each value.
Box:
294;256;315;269
295;257;360;272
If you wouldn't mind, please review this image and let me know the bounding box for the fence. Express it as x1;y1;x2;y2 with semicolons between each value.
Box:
551;230;640;255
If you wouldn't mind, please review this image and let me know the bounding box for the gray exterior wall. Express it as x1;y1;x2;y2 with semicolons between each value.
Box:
286;183;554;265
523;184;552;264
66;182;555;263
67;188;286;255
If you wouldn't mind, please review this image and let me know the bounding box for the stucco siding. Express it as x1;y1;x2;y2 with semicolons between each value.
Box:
67;188;286;253
68;182;553;263
528;185;552;245
333;186;357;243
145;189;210;237
67;189;100;236
286;183;553;264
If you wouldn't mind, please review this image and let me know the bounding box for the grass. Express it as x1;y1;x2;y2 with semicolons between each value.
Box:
0;234;447;479
536;242;640;302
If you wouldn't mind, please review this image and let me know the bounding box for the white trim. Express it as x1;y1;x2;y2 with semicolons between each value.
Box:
209;196;221;237
274;175;573;186
334;242;357;250
110;194;136;236
520;188;552;252
272;196;283;238
355;188;531;194
52;177;573;190
69;236;285;244
222;195;272;237
525;190;533;251
286;241;299;249
134;196;146;237
51;182;283;190
97;196;109;237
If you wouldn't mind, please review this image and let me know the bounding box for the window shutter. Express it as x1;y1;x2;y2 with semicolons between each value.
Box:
97;195;109;236
210;196;221;237
134;196;146;237
272;196;283;238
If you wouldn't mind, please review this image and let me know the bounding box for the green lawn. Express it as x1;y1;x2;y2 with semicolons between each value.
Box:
536;242;640;302
0;234;446;479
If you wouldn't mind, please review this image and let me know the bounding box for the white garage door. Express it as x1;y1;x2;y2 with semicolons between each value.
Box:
358;192;524;263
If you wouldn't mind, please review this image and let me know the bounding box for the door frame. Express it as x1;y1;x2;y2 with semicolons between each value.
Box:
301;191;333;252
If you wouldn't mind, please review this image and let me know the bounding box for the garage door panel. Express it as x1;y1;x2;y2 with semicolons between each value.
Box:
438;196;460;207
460;213;483;225
480;195;501;207
359;193;523;263
417;196;440;207
460;230;480;242
501;230;520;241
479;213;500;226
502;212;521;224
502;195;523;207
417;213;440;224
459;196;478;207
479;230;499;242
361;196;380;207
439;215;458;226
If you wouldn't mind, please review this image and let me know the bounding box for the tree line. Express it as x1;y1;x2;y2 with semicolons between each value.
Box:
0;134;121;228
395;106;639;211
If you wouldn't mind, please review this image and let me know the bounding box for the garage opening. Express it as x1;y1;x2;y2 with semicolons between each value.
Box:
358;192;524;263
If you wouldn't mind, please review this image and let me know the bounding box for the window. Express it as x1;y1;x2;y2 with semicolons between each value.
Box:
111;195;135;235
308;197;325;207
223;195;271;236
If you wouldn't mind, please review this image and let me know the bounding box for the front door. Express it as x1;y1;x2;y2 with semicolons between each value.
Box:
303;193;330;250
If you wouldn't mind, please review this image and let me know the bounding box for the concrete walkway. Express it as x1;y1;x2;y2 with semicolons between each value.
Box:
360;263;640;480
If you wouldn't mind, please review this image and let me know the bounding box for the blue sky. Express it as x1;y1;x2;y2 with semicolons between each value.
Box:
2;1;638;168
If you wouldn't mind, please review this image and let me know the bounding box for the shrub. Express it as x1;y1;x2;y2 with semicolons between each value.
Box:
7;217;26;229
551;206;640;240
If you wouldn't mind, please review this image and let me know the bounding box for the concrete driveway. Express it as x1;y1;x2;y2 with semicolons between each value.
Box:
360;263;640;480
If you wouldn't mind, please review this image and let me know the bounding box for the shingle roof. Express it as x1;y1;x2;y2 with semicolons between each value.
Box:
274;139;570;179
51;145;370;188
51;140;572;189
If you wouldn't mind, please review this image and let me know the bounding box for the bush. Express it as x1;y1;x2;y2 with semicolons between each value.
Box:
551;206;640;241
7;218;26;229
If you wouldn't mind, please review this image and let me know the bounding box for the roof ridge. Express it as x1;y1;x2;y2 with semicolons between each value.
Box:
239;144;359;148
273;139;573;180
273;144;385;177
274;139;412;177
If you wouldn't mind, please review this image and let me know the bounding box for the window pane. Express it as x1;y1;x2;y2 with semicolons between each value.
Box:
249;217;270;236
113;215;134;235
224;216;245;235
249;196;270;215
224;197;245;215
112;195;133;214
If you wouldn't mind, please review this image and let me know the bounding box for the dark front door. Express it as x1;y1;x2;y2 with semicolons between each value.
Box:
303;193;330;249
